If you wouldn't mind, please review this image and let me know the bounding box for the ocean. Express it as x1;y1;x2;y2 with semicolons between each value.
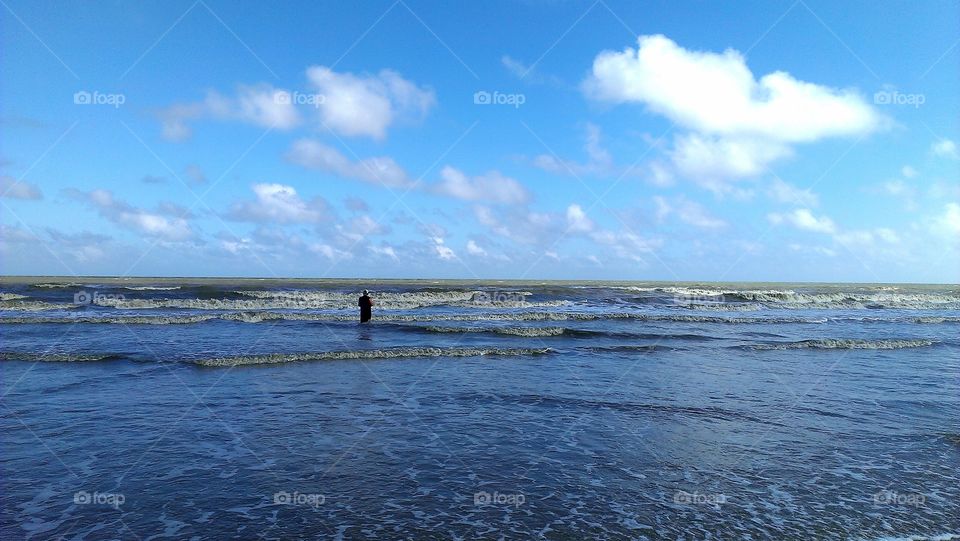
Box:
1;277;958;539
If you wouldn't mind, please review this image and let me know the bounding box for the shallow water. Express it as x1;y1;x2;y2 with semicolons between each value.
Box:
1;278;958;539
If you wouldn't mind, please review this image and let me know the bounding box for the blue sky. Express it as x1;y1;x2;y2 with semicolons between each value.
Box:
1;0;958;282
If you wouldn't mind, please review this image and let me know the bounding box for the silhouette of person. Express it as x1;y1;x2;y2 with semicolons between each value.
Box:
358;289;373;323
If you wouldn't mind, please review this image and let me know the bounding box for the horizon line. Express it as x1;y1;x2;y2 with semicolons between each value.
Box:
1;274;956;287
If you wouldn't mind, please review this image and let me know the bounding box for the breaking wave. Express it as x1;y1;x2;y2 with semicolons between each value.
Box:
194;346;552;366
0;312;832;325
0;351;125;362
0;300;78;311
30;282;86;289
911;316;960;324
86;290;562;311
743;339;937;350
627;286;960;310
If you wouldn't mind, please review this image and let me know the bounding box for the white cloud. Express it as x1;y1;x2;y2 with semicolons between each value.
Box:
1;226;114;265
673;197;726;229
834;229;877;247
207;85;300;129
289;143;530;204
771;208;901;249
670;133;791;185
653;195;726;229
933;202;960;236
217;233;253;255
766;178;818;206
768;208;837;234
466;239;488;257
474;205;557;245
872;165;920;210
226;183;328;224
0;224;37;249
306;66;434;140
344;197;369;212
647;161;674;187
532;124;615;177
433;166;530;205
501;55;530;78
530;124;651;182
874;228;901;244
286;139;411;188
67;189;192;240
159;84;300;141
158;103;202;141
585;34;880;141
310;242;352;260
0;176;42;200
880;180;909;196
565;204;595;233
583;34;881;186
432;237;456;260
589;229;661;263
475;203;661;264
788;243;837;257
501;54;561;85
576;210;662;263
336;214;389;242
45;229;111;262
370;244;399;260
653;196;671;222
932;139;958;159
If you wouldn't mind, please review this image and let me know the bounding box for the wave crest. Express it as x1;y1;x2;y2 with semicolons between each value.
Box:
195;346;552;366
745;339;936;350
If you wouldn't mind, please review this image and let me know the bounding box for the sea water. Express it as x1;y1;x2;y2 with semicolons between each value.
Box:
1;278;958;539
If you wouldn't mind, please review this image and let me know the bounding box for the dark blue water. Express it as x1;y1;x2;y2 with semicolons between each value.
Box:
1;279;959;539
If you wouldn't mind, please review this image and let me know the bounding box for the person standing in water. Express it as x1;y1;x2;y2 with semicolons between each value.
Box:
358;289;373;323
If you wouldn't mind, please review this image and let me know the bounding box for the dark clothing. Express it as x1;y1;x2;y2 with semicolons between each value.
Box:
359;295;373;323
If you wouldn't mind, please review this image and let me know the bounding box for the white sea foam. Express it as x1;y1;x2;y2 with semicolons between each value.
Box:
422;325;568;337
0;300;76;311
194;346;552;366
626;286;960;310
0;312;830;325
912;316;960;324
90;290;558;311
748;339;936;350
